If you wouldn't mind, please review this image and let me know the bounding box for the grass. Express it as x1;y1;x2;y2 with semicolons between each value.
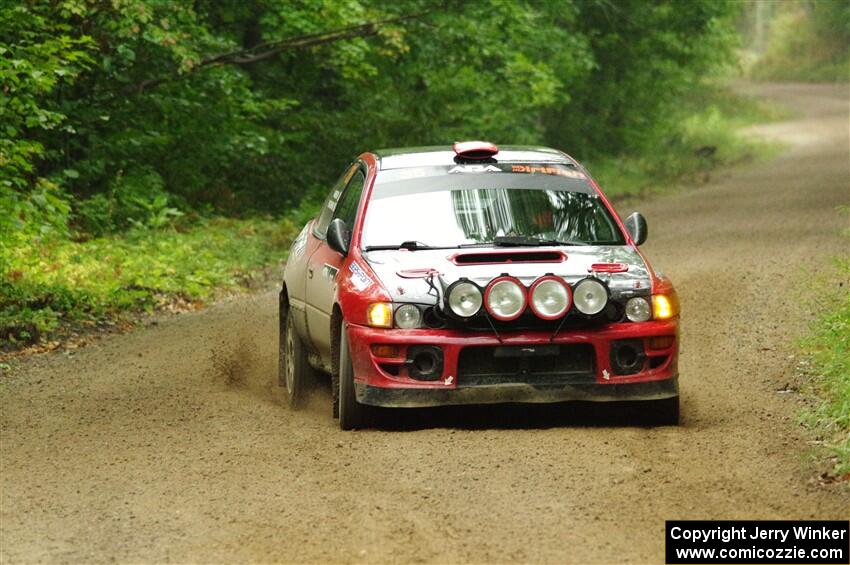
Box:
1;217;299;353
585;84;786;199
799;233;850;478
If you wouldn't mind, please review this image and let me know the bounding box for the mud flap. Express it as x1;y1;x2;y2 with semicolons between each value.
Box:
332;373;340;418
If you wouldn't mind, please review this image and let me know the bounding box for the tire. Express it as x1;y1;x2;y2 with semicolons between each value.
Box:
279;307;311;409
646;395;679;426
338;323;368;430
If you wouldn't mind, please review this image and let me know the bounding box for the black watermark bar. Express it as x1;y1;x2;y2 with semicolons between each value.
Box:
666;520;849;564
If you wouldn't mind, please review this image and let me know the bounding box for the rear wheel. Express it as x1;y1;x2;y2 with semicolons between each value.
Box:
279;308;311;409
338;324;369;430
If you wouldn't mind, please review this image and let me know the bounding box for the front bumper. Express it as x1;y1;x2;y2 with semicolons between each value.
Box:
356;378;678;408
346;319;679;408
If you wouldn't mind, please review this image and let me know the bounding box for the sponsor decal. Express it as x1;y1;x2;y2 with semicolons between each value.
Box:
448;164;502;174
510;164;586;178
349;262;373;291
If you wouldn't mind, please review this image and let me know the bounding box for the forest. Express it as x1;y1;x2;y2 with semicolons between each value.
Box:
1;0;848;349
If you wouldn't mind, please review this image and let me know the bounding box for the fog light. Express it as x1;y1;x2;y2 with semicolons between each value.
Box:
484;276;527;321
446;280;483;319
573;278;608;315
529;276;571;319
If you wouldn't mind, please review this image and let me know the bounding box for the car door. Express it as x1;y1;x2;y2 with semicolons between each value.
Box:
285;164;353;341
305;165;367;364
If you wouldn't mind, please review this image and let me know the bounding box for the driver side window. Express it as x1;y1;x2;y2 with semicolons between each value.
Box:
314;164;358;239
333;170;366;228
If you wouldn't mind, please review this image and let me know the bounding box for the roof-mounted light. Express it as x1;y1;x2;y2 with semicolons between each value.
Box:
452;140;499;160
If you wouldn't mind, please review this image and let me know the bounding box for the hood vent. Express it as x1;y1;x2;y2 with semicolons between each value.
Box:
451;249;567;265
589;262;629;273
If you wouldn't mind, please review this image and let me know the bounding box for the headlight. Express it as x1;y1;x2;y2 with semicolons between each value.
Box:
366;302;393;328
652;293;679;320
573;278;608;315
446;280;482;318
529;276;571;319
485;277;526;321
394;304;421;329
625;296;651;322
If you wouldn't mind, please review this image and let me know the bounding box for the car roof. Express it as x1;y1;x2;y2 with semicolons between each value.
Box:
372;145;577;171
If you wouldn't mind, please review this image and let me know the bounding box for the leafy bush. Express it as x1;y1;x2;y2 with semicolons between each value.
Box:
75;167;183;236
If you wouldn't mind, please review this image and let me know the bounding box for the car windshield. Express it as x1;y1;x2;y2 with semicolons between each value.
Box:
361;163;625;249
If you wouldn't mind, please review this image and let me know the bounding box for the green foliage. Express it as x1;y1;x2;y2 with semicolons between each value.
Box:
75;167;184;235
584;85;783;199
800;237;850;477
0;0;746;349
0;2;93;275
0;0;741;224
1;217;297;350
546;0;740;158
749;0;850;82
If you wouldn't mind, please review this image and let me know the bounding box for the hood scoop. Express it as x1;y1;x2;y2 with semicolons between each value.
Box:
451;249;567;265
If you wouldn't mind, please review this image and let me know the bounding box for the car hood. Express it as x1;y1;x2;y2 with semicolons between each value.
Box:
362;246;652;304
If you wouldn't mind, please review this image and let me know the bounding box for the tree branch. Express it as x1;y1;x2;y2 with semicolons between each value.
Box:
132;11;433;94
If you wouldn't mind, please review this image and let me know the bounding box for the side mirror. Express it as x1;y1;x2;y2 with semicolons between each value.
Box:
327;218;350;255
624;212;648;246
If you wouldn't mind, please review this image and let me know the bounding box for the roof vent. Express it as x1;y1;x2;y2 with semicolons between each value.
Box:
453;141;499;161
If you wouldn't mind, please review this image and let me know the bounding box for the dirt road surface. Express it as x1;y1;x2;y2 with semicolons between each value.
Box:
2;83;848;564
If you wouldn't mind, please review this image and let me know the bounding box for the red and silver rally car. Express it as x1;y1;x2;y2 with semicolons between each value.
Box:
280;141;680;429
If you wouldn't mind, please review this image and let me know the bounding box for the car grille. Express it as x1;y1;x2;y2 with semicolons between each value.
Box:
457;343;596;386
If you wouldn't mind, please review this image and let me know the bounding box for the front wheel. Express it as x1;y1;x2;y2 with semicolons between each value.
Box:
338;323;369;430
279;309;312;409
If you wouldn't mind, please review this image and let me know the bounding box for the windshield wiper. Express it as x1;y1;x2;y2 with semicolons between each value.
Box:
461;236;585;247
364;241;448;251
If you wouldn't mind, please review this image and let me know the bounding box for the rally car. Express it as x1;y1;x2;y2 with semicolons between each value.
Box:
279;141;680;429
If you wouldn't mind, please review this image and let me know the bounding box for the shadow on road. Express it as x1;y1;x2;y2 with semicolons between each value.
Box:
304;380;674;430
366;401;675;431
304;375;678;431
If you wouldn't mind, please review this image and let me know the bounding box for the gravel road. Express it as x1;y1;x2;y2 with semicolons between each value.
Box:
2;83;848;564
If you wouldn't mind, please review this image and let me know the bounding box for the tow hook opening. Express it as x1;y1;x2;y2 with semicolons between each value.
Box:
406;345;444;381
610;339;646;376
